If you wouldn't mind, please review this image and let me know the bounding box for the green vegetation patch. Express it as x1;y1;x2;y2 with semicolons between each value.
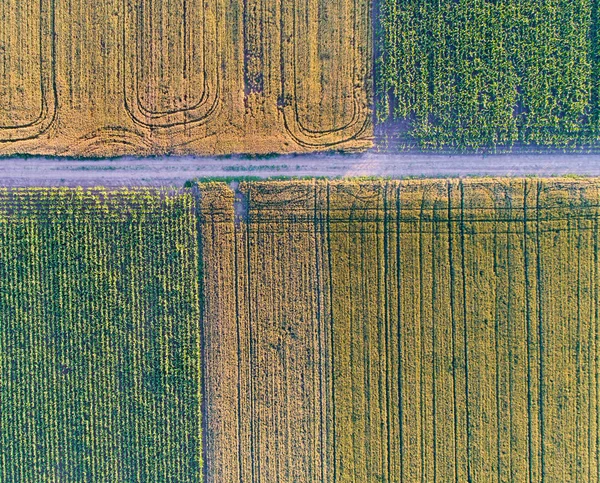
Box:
0;188;202;481
377;0;599;150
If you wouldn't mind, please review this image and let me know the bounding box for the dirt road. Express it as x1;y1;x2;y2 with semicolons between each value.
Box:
1;153;600;186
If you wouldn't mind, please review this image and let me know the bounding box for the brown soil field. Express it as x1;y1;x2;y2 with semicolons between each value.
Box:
199;178;600;482
0;0;372;157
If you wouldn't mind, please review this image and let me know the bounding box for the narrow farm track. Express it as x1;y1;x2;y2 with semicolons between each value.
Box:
5;154;600;186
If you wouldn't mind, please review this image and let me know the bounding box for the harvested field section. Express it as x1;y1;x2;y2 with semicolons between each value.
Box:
0;189;203;482
198;179;600;482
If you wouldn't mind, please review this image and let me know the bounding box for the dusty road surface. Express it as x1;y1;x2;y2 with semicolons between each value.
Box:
2;153;600;186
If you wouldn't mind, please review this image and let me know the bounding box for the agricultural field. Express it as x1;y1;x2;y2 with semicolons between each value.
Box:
377;0;600;150
2;179;600;481
0;188;202;481
5;0;600;155
0;0;371;156
198;178;600;482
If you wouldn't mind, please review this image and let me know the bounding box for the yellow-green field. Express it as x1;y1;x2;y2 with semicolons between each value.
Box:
199;178;600;482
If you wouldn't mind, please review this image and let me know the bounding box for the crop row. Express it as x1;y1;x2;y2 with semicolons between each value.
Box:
377;0;599;149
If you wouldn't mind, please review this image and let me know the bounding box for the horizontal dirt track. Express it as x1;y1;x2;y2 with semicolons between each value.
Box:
3;154;600;186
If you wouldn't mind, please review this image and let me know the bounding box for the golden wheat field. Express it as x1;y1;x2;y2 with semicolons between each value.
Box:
198;178;600;482
0;0;371;156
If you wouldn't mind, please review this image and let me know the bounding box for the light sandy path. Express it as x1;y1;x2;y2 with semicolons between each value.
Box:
2;153;600;186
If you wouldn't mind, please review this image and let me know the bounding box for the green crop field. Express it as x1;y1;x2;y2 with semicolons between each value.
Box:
377;0;600;150
0;188;202;481
2;180;600;481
